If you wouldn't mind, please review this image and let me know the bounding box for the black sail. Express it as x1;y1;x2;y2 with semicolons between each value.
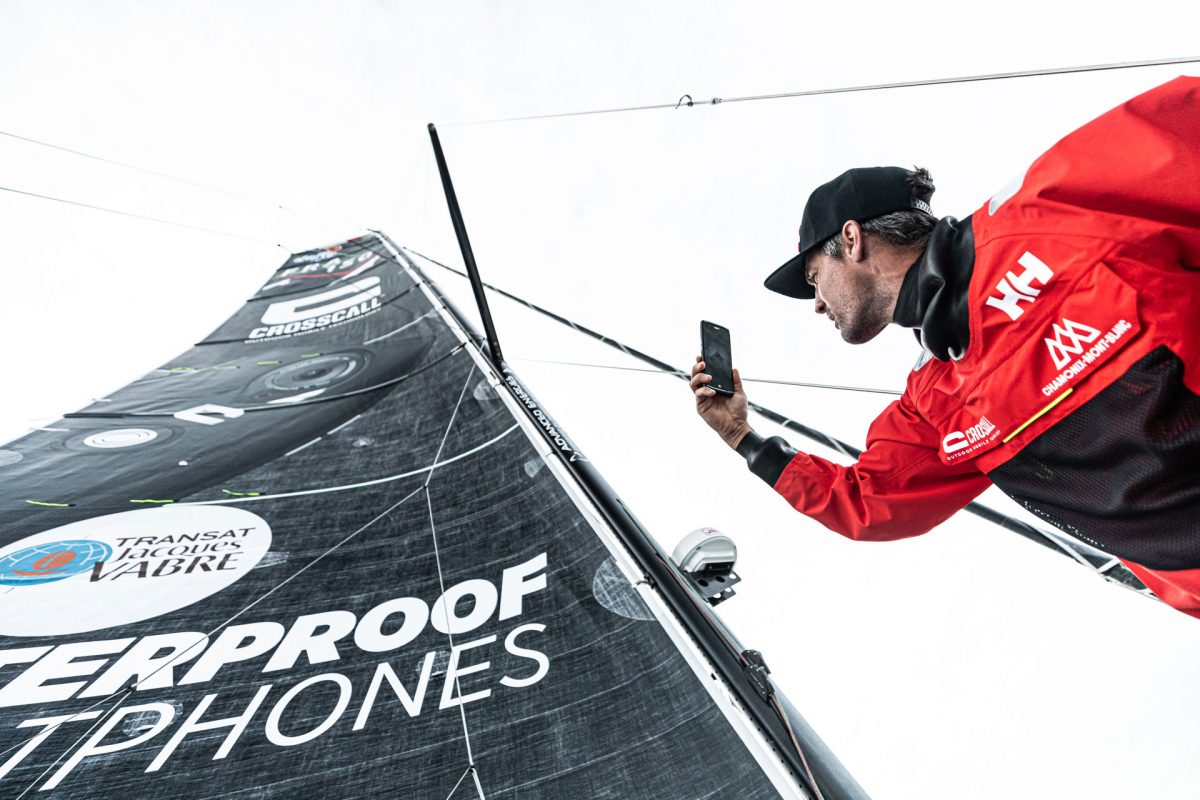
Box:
0;234;853;798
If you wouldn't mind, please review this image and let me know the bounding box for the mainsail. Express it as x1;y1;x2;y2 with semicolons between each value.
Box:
0;233;863;798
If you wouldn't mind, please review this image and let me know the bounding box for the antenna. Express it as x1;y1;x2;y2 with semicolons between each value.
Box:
427;123;505;366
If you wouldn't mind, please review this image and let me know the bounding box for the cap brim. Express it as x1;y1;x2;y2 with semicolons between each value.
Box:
764;252;815;299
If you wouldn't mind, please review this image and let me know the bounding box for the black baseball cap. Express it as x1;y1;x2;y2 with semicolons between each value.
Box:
765;166;925;299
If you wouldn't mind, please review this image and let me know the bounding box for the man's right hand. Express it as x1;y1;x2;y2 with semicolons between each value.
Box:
690;356;753;450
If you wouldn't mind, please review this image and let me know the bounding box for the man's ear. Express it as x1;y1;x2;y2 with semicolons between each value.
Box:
841;220;865;262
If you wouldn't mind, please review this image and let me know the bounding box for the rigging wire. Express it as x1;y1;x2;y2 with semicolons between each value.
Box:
0;129;269;204
725;375;899;396
514;357;903;396
453;55;1200;124
0;184;287;249
0;128;355;237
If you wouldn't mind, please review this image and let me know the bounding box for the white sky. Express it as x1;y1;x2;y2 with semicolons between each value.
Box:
3;3;1200;798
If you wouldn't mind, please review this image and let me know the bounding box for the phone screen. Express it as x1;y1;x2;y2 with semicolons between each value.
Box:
700;321;734;396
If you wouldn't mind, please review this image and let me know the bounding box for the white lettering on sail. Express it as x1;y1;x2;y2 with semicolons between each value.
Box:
260;277;382;325
0;553;555;790
173;404;244;426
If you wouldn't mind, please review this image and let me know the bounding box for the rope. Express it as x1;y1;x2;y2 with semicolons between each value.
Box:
453;55;1200;124
771;695;824;800
0;184;286;249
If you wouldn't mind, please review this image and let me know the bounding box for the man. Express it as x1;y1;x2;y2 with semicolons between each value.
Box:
691;76;1200;618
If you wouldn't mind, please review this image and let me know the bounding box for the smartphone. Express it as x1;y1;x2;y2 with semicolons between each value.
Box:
700;320;734;397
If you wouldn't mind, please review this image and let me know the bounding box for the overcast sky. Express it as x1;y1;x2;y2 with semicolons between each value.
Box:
3;3;1200;798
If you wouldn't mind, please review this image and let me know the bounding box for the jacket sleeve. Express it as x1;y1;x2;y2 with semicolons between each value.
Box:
738;392;991;541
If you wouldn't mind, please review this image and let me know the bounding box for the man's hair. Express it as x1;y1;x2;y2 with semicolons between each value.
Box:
818;167;937;258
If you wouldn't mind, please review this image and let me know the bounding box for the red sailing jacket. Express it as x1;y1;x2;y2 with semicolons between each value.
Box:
748;76;1200;618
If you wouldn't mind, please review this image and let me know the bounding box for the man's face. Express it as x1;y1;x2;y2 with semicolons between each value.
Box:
805;250;893;345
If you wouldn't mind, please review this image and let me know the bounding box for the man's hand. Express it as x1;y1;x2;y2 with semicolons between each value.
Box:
690;356;752;450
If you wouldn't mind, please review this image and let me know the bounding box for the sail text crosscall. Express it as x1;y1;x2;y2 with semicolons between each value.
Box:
249;278;384;340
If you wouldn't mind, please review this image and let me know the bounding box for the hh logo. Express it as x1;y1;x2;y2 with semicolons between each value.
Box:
1044;318;1100;369
985;252;1054;321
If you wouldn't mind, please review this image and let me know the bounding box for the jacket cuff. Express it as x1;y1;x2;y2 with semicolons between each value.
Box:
735;432;797;487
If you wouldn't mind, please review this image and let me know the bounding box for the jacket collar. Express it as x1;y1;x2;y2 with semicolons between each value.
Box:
891;215;976;362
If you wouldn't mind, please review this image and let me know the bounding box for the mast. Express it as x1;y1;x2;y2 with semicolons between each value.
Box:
428;123;504;367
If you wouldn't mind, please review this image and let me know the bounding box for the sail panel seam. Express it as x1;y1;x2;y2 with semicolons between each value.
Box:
423;363;488;799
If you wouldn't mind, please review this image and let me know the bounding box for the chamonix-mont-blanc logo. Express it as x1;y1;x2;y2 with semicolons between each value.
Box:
0;506;272;637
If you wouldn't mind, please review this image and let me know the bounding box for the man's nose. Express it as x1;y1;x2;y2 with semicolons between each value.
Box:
813;297;827;314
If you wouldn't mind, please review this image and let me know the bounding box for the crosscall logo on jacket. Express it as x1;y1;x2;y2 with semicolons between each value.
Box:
941;415;1000;462
0;506;271;636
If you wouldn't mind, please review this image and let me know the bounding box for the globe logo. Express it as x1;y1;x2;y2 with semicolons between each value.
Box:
0;540;113;586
